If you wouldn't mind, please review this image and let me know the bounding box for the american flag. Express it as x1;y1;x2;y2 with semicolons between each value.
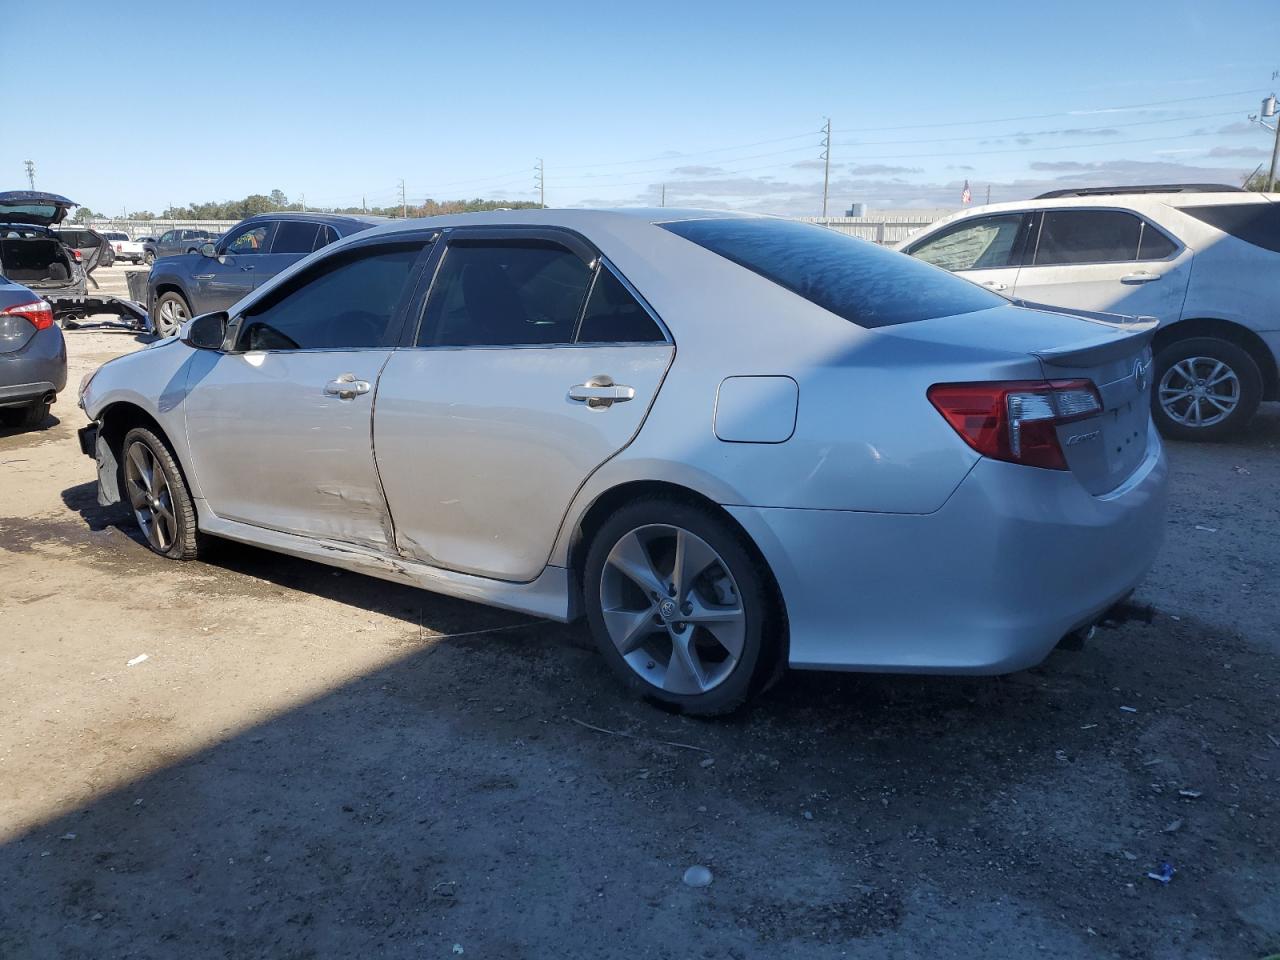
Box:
961;180;972;205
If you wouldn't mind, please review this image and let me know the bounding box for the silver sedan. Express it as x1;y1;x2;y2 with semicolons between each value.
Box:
78;209;1167;714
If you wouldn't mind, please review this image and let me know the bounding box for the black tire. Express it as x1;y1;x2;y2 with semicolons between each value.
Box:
583;497;782;716
1151;337;1262;441
120;426;204;560
0;400;50;430
152;291;191;338
143;251;155;265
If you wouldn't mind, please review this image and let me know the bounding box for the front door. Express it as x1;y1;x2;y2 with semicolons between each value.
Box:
192;220;277;312
1012;209;1192;321
904;212;1031;295
183;239;431;549
375;235;674;581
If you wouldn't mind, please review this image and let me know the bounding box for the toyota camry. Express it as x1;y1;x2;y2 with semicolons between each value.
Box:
77;209;1166;714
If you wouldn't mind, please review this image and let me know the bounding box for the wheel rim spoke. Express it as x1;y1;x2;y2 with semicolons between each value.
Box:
671;529;719;603
685;596;746;659
664;632;707;694
601;606;660;655
606;531;667;598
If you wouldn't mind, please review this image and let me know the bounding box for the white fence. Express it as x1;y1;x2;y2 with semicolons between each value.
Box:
804;215;943;245
87;219;240;239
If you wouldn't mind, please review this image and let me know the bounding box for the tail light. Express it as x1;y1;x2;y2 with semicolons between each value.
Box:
928;379;1102;470
115;243;123;253
0;300;56;332
72;249;83;262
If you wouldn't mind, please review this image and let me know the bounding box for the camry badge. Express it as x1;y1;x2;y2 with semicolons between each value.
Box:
1134;358;1150;392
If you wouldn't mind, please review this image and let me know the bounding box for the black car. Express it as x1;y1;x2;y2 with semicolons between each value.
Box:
143;228;215;264
0;192;88;306
147;212;381;336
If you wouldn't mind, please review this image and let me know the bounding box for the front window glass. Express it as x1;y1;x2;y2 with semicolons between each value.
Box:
660;217;1003;328
421;240;593;347
909;215;1024;271
222;223;273;256
237;244;424;351
1034;210;1142;265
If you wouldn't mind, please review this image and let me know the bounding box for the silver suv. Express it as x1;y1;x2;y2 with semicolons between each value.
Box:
901;185;1280;440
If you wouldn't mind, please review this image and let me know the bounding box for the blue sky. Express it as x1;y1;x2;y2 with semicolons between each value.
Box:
6;0;1276;215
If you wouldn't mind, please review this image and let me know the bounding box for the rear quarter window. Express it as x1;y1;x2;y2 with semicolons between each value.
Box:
659;217;1003;327
1177;203;1280;253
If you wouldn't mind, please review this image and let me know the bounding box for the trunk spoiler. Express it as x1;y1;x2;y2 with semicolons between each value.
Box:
1012;299;1158;368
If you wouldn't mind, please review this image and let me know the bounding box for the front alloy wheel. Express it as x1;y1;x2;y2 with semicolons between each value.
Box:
584;499;780;715
120;427;203;560
153;293;190;337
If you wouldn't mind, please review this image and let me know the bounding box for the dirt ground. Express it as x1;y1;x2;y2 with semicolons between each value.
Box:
2;269;1278;959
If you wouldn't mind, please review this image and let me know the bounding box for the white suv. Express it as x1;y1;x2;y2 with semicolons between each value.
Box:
900;185;1280;440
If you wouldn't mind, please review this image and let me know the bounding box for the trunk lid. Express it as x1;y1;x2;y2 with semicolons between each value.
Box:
0;190;76;227
889;302;1156;495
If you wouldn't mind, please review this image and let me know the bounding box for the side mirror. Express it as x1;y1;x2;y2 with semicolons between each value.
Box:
183;312;229;350
199;242;218;258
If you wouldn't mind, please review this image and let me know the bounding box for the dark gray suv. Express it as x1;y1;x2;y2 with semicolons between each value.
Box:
146;213;381;336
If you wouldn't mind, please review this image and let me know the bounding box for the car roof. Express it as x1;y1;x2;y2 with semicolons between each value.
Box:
354;206;759;240
240;211;388;231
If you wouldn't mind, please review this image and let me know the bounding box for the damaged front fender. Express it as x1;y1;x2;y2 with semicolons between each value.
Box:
78;422;122;506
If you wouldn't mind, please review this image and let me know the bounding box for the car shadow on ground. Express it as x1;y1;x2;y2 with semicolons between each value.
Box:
4;482;1277;958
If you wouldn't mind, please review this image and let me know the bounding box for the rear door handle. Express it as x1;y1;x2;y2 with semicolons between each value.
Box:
981;280;1008;291
569;375;635;409
325;374;371;400
1121;272;1160;283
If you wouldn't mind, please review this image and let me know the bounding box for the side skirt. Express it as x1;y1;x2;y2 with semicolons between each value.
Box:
197;505;574;622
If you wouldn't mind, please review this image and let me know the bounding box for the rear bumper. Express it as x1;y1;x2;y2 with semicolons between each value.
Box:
0;325;67;406
729;425;1168;673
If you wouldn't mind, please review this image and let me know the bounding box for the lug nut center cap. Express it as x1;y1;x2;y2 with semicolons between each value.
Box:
659;599;678;621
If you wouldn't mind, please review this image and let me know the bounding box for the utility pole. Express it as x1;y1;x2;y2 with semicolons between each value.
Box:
535;159;545;208
1265;92;1279;191
300;193;306;213
399;179;407;218
661;184;666;207
985;184;991;205
820;118;831;218
23;160;34;190
362;195;367;214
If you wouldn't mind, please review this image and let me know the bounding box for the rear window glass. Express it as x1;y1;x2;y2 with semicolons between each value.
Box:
1177;203;1280;253
272;220;320;254
659;217;1002;328
1034;210;1141;265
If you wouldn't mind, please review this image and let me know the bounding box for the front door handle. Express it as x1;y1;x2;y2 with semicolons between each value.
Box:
240;265;255;273
981;280;1008;291
325;374;371;400
569;375;635;409
1121;272;1160;283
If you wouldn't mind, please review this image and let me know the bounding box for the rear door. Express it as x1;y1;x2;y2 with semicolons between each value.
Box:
374;229;674;581
183;237;433;548
249;219;321;289
191;220;277;312
1012;208;1191;321
904;212;1031;294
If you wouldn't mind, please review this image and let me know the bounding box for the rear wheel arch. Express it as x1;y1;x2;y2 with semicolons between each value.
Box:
1154;318;1278;401
568;480;788;650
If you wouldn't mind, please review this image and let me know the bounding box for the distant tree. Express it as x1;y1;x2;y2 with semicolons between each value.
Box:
72;207;94;222
269;189;288;209
131;210;156;221
1244;170;1275;192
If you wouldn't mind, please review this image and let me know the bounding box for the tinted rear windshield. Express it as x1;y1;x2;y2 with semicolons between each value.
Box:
659;217;1003;328
1177;203;1280;253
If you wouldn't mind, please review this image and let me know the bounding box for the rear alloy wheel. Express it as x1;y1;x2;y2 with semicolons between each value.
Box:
1152;337;1261;441
153;291;191;337
584;499;779;715
121;426;203;560
143;251;155;265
